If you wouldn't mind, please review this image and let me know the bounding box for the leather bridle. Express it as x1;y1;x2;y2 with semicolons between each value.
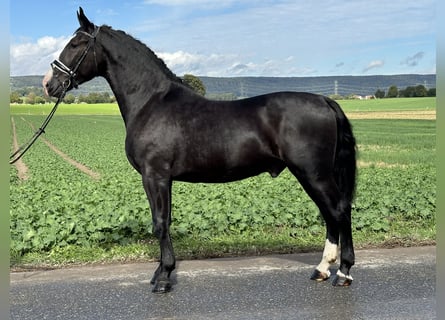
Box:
50;26;101;90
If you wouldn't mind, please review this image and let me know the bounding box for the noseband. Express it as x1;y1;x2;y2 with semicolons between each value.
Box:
51;26;100;91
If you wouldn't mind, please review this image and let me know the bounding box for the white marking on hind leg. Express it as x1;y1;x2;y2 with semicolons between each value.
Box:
336;270;353;281
315;239;339;277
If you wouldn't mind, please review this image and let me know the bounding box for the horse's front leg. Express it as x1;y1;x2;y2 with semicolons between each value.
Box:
142;174;175;293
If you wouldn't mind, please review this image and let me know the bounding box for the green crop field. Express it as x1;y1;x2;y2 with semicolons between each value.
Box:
338;97;435;112
10;98;436;267
10;97;436;115
10;103;121;115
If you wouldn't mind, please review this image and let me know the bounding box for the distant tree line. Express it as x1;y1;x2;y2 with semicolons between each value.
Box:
76;92;116;104
374;84;436;98
10;74;208;104
10;87;116;105
10;87;53;104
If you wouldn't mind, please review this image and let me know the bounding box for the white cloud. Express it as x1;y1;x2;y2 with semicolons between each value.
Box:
362;60;385;73
158;50;238;76
10;36;71;76
9;35;313;77
158;50;315;77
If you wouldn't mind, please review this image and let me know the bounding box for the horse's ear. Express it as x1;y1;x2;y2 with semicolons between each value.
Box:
77;7;95;32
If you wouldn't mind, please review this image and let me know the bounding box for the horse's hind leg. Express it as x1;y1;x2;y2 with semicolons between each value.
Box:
289;167;354;286
311;227;339;282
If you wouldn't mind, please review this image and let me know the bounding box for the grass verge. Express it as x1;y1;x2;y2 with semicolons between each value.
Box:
11;222;435;271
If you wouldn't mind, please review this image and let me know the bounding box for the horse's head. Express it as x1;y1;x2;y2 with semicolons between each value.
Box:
43;7;101;98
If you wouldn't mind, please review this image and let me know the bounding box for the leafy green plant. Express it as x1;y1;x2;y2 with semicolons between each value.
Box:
10;113;436;260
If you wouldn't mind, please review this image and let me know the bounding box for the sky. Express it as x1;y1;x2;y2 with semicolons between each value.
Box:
10;0;436;77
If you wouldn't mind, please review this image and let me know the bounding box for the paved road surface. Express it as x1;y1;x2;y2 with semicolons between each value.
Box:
10;246;436;320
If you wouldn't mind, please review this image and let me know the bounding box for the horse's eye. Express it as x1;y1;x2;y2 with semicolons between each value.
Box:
70;42;78;48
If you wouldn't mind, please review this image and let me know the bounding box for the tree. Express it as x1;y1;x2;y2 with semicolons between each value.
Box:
34;96;46;104
183;74;206;96
375;89;385;99
78;94;87;103
25;92;36;104
64;94;76;104
427;88;436;97
10;91;22;104
414;85;427;97
387;85;398;98
399;86;415;97
100;92;111;103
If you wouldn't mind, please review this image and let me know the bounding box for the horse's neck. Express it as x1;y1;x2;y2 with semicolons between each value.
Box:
105;69;169;125
100;32;175;125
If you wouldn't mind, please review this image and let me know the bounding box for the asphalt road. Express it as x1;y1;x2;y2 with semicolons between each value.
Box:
10;246;436;320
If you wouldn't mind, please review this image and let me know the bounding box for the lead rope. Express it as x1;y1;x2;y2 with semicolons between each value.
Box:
9;87;67;164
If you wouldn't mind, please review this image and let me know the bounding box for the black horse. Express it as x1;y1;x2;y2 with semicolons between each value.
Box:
43;8;357;293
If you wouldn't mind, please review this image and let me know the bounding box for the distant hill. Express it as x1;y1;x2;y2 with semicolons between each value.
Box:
200;74;436;98
10;74;436;98
10;76;114;97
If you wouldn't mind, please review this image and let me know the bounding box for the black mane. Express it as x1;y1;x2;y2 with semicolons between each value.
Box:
99;25;184;85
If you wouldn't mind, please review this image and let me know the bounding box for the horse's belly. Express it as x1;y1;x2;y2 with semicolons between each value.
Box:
173;157;286;183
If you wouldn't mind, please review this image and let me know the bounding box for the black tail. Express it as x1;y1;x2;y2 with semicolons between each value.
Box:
325;97;357;204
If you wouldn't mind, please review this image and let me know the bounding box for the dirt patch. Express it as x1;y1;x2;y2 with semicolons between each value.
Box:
11;117;30;181
357;144;394;152
346;110;435;120
357;160;407;169
40;138;101;180
22;118;101;180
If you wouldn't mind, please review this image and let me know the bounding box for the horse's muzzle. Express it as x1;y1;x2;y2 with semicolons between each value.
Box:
42;69;71;98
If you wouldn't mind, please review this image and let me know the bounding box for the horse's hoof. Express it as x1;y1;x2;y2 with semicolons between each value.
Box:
152;281;172;294
332;271;353;287
150;267;161;285
310;269;330;282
